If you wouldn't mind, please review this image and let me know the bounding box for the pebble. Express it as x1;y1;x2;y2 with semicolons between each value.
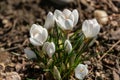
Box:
94;10;108;25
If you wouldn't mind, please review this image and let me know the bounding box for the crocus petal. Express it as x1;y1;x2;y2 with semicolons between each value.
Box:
44;12;55;29
65;19;73;30
91;19;100;36
47;42;55;58
24;49;37;59
82;20;90;38
54;10;65;20
63;9;71;18
43;42;55;58
75;72;83;80
75;64;88;79
29;24;48;46
30;24;43;37
41;28;48;43
29;38;43;46
42;42;49;52
56;16;66;30
72;9;79;26
69;13;74;22
64;40;72;53
33;28;47;43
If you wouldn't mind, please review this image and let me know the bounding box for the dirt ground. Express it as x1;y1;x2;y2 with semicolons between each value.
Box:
0;0;120;80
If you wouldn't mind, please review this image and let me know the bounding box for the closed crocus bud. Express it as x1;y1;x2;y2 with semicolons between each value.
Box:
82;19;100;38
64;39;72;53
29;24;48;46
24;49;37;59
43;42;55;58
53;66;62;80
54;9;79;31
44;12;55;29
75;64;88;80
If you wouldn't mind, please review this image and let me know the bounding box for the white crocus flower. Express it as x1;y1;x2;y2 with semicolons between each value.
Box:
24;49;37;59
64;39;72;53
43;42;55;58
82;19;100;38
75;64;88;80
54;9;79;30
44;12;55;29
29;24;48;46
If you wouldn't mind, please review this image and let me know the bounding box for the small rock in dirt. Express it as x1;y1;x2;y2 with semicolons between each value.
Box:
0;49;11;64
4;72;21;80
83;61;91;65
94;10;108;25
110;28;120;40
113;70;120;80
0;63;5;72
15;63;23;72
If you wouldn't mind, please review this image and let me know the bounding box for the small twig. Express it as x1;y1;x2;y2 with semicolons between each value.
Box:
77;0;84;22
11;19;17;31
103;64;120;75
0;43;6;47
0;39;24;47
116;59;120;74
106;54;120;59
88;67;93;75
99;40;120;61
0;46;21;53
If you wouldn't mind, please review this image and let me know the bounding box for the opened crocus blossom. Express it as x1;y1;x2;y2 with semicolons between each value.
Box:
29;24;48;46
75;64;88;80
44;12;55;29
54;9;79;30
43;42;55;58
64;39;72;53
82;19;100;38
24;49;37;59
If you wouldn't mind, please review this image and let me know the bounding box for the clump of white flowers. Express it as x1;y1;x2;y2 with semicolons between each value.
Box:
24;9;100;80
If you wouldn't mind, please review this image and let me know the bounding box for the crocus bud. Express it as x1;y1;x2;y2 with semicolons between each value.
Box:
82;19;100;38
44;12;55;29
43;42;55;58
29;24;48;46
24;49;37;59
75;64;88;80
64;39;72;53
54;9;79;31
53;66;62;80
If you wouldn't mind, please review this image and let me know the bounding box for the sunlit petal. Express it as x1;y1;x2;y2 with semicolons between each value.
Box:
72;9;79;26
44;12;55;29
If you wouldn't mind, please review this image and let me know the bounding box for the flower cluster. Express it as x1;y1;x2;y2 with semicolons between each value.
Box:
24;9;100;80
